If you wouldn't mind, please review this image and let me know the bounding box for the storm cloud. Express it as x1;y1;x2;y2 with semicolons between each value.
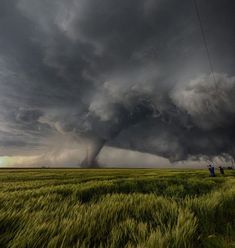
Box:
0;0;235;166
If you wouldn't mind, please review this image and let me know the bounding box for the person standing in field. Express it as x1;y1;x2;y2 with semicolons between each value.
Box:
219;166;225;175
211;164;215;177
208;164;215;177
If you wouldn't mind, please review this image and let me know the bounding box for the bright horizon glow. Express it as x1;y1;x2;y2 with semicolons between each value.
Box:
0;157;12;167
0;156;39;167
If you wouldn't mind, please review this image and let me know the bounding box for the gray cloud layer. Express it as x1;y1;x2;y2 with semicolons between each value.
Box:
0;0;235;166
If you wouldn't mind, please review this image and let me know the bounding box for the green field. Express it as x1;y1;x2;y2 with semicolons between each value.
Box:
0;169;234;248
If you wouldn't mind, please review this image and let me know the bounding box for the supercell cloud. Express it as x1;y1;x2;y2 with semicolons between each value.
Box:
0;0;235;166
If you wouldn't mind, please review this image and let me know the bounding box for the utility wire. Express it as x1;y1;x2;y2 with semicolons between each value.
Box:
192;0;217;85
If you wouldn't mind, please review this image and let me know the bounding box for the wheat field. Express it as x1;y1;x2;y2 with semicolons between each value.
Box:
0;168;234;248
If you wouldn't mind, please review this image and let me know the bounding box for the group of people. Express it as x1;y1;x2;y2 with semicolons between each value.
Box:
208;164;224;177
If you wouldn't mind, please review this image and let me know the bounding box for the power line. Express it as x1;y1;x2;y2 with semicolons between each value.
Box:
192;0;217;85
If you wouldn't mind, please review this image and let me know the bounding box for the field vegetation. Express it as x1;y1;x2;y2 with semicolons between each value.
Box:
0;168;234;248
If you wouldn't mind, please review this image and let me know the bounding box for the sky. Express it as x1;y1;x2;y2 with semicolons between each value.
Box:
0;0;235;167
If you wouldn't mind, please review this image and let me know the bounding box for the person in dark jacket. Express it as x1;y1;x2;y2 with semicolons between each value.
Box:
208;164;215;177
219;166;225;175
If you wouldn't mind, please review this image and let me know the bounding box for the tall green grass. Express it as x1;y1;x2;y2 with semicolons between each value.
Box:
0;169;234;247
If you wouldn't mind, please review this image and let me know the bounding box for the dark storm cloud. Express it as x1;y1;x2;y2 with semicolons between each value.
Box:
0;0;235;166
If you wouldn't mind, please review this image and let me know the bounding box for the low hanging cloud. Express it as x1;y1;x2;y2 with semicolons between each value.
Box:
0;0;235;166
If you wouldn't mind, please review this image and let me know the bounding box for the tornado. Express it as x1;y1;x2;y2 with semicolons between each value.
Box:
80;138;106;168
80;99;156;168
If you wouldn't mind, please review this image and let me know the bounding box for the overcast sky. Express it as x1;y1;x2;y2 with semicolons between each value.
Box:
0;0;235;167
